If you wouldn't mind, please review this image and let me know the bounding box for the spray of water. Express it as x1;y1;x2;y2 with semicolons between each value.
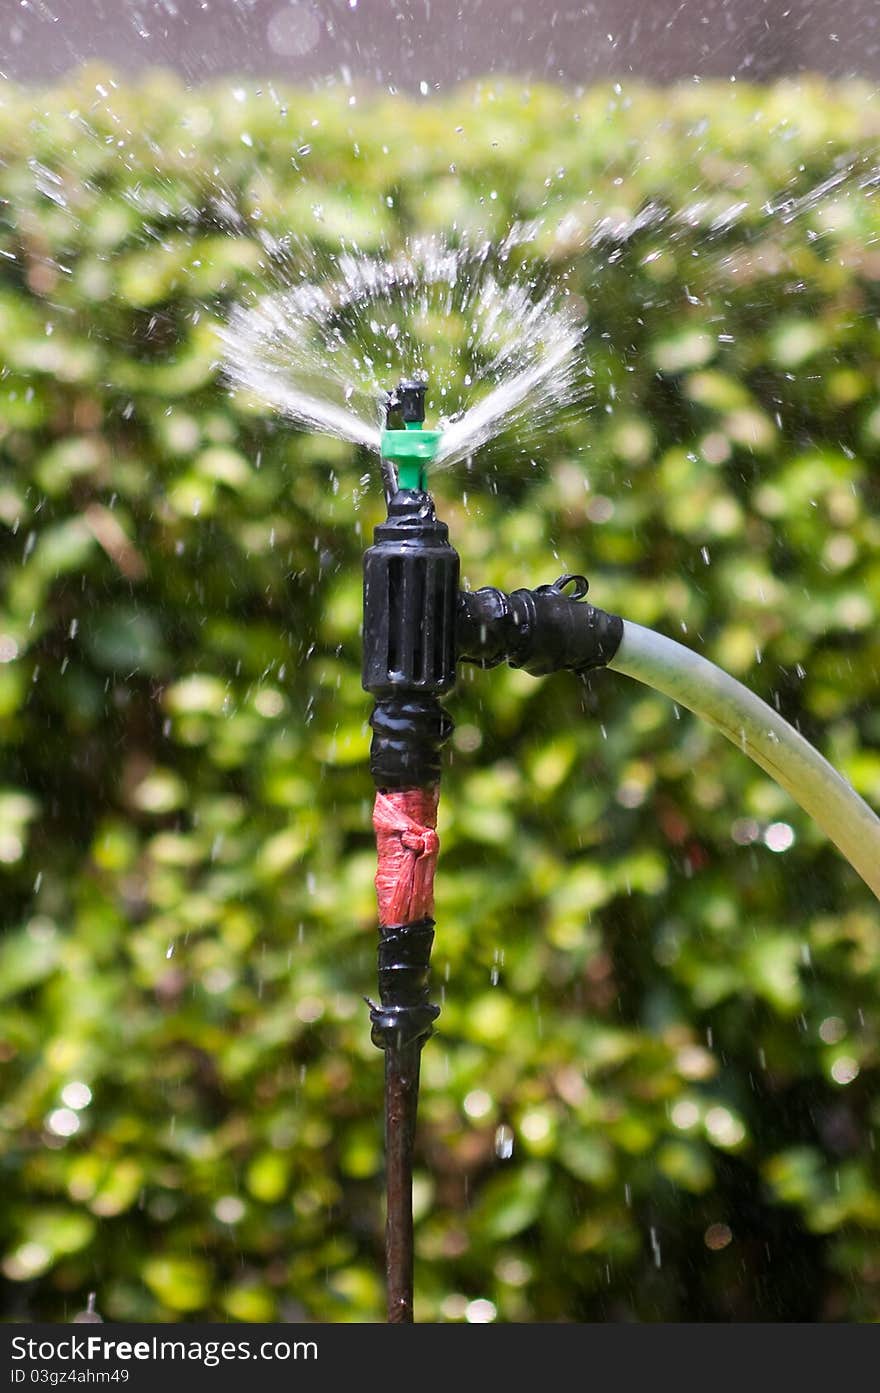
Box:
218;231;586;470
217;155;879;481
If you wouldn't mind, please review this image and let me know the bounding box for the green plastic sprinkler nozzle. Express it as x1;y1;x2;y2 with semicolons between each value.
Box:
380;424;442;490
382;379;441;491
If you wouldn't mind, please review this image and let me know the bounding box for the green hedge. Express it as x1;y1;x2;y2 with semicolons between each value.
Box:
1;71;880;1322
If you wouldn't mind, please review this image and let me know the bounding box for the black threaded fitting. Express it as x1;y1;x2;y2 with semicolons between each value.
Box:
369;918;440;1050
369;698;454;788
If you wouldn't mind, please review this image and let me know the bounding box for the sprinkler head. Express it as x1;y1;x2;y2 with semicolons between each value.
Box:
395;379;427;425
386;378;427;427
381;378;441;492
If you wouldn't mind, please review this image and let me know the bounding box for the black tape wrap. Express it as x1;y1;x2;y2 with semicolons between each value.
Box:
369;917;440;1050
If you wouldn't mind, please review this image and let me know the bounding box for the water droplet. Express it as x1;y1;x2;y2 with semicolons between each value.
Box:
650;1227;662;1268
494;1124;514;1160
72;1293;102;1324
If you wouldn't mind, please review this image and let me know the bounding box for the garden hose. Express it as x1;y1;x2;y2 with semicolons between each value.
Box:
607;621;880;899
458;587;880;898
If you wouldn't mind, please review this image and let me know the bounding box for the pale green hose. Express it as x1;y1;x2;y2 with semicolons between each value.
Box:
607;620;880;901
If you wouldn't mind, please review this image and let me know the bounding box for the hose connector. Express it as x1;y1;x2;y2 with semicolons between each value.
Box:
457;574;623;676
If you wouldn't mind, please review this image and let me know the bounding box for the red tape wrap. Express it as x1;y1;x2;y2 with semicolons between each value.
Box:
373;787;440;926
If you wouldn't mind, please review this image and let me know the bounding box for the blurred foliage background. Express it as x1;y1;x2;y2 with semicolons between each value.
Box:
1;72;879;1323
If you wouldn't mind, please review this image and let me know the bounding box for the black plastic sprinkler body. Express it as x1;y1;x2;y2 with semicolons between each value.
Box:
363;385;457;1323
363;381;623;1323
